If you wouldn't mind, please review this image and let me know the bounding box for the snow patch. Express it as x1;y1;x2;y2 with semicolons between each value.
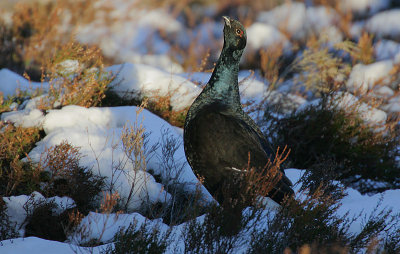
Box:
339;0;390;17
375;40;400;61
257;3;340;41
108;63;201;111
2;109;44;128
3;192;75;236
0;69;46;98
0;237;103;254
381;96;400;113
245;22;291;54
366;9;400;40
346;61;394;93
72;212;168;244
23;105;211;211
76;4;185;73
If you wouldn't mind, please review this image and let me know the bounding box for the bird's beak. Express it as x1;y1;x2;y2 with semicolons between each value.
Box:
223;16;231;28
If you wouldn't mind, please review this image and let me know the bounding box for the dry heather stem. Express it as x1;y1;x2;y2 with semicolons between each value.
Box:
221;145;291;210
247;146;291;201
121;100;151;211
100;191;120;214
260;44;284;88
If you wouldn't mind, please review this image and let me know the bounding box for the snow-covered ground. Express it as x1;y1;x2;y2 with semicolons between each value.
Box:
1;63;400;253
1;167;400;253
1;0;400;253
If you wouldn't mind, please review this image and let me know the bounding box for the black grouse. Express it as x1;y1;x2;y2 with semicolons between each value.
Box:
184;16;294;205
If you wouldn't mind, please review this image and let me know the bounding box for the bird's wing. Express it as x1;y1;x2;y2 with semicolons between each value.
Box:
186;109;268;170
238;111;275;156
184;108;294;203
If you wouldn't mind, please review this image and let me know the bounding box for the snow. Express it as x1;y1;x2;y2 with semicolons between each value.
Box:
372;86;395;99
1;95;49;128
339;0;390;16
2;108;44;128
0;237;105;254
333;93;387;126
56;60;81;74
2;168;396;254
0;69;46;98
374;40;400;61
298;92;388;127
3;192;75;236
245;22;291;55
366;9;400;40
265;90;308;115
107;63;201;111
76;3;185;73
19;104;211;211
346;60;394;93
257;3;340;41
0;169;400;253
72;211;168;244
382;96;400;113
349;21;366;39
257;2;307;39
191;21;223;48
238;71;270;101
283;169;400;236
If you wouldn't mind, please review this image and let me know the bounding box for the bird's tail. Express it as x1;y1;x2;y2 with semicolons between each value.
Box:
268;173;294;204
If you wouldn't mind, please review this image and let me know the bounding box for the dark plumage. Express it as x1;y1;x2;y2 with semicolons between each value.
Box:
184;17;294;205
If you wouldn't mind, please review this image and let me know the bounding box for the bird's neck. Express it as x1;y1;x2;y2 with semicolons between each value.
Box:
205;46;243;108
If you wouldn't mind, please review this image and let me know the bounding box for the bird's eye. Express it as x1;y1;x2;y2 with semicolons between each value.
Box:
236;29;242;35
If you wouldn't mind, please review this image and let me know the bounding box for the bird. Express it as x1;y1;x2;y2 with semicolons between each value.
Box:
183;16;294;205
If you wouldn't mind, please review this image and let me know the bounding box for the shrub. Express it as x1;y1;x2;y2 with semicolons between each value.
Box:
294;39;351;94
141;128;207;225
180;179;399;253
381;228;400;254
38;141;105;213
0;122;104;209
19;141;105;241
0;86;44;114
182;204;243;253
0;198;18;241
0;2;115;110
37;42;114;109
181;148;292;252
268;95;400;194
248;186;350;253
0;0;108;80
24;201;71;242
145;94;188;128
0;123;44;196
248;186;399;253
103;222;172;254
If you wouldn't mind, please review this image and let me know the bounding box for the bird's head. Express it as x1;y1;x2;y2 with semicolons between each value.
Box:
222;16;247;51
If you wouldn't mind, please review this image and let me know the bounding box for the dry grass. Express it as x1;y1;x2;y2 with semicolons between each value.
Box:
146;94;189;128
38;42;114;109
0;0;121;78
259;44;285;89
0;122;43;196
294;38;352;93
